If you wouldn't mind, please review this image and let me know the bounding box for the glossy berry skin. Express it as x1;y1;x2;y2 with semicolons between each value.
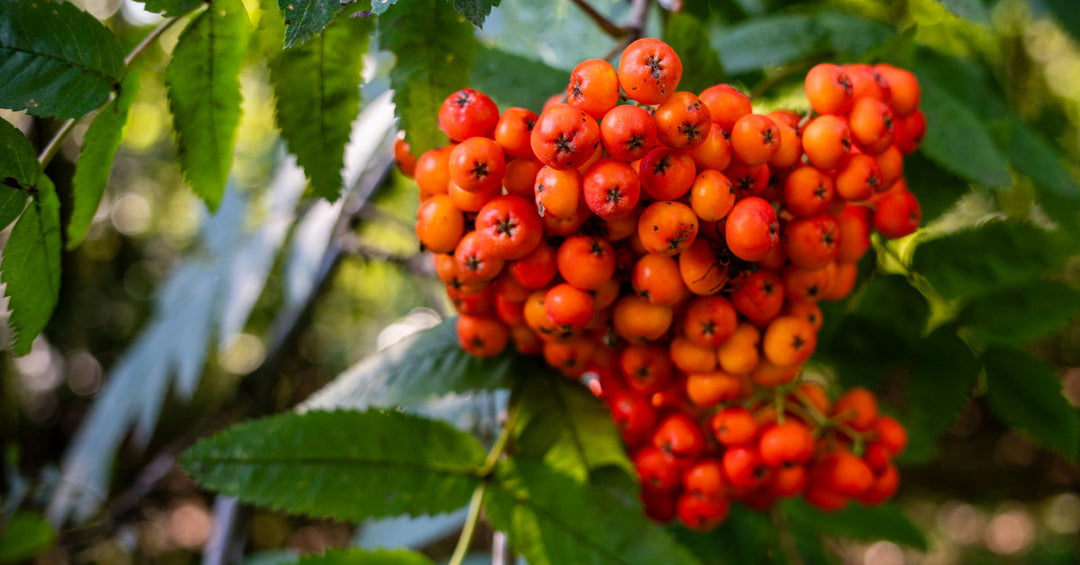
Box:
722;445;770;490
677;493;730;531
711;406;758;446
635;446;682;490
439;89;499;141
725;196;780;262
531;104;602;170
653;413;707;460
758;421;814;466
617;38;683;105
609;391;658;447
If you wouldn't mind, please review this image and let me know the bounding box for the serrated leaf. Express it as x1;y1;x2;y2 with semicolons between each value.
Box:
165;0;250;211
669;505;785;565
181;410;486;520
269;15;371;201
470;45;567;114
902;326;979;462
1;176;61;356
379;0;475;154
996;116;1080;229
815;11;895;56
484;461;702;565
0;0;125;119
903;151;970;225
665;12;725;93
289;548;435;565
301;318;548;411
453;0;500;28
931;0;991;25
912;220;1071;300
984;348;1080;460
783;499;928;550
0;187;23;232
137;0;206;17
68;73;140;249
0;512;56;564
0;117;39;191
856;275;928;341
370;0;400;15
279;0;340;49
959;281;1080;346
913;69;1011;187
512;375;633;481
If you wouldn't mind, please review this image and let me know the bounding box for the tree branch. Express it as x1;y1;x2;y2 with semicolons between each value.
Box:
568;0;628;39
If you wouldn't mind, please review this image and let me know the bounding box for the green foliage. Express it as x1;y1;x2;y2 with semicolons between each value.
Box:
68;73;140;249
484;461;701;565
0;0;125;119
371;0;401;16
914;69;1011;187
268;14;372;201
672;506;784;565
958;281;1080;346
903;327;979;462
164;0;251;211
511;374;633;481
285;548;434;565
453;0;501;28
783;499;928;550
930;0;991;25
379;0;475;154
911;220;1071;300
711;12;893;75
181;410;487;520
0;512;56;564
855;275;928;342
995;116;1080;229
0;187;23;232
664;12;725;93
1;177;61;356
983;348;1080;460
1042;0;1080;45
278;0;341;49
137;0;206;17
0;118;39;192
902;152;970;225
470;46;567;113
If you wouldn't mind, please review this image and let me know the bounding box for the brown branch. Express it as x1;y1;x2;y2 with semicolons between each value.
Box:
569;0;628;39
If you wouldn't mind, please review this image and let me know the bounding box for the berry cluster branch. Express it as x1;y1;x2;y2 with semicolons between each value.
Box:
569;0;629;39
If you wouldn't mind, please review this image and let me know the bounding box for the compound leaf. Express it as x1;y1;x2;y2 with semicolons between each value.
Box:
269;14;372;201
984;348;1080;460
0;117;39;191
997;116;1080;230
931;0;991;25
470;46;566;113
137;0;206;17
665;12;725;93
484;461;702;565
911;220;1071;300
903;326;979;462
784;499;927;550
279;0;340;49
379;0;475;154
0;0;125;119
512;375;633;481
68;73;140;249
453;0;500;28
1;176;62;356
903;151;970;225
287;548;434;565
0;512;56;564
181;410;486;520
958;281;1080;346
165;0;250;211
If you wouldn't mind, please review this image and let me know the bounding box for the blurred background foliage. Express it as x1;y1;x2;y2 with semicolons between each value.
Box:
1;0;1080;564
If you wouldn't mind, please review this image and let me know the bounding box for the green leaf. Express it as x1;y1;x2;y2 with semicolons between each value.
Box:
470;45;567;114
996;116;1080;229
1;176;61;356
68;73;140;250
670;505;784;565
931;0;991;25
370;0;400;16
0;0;125;119
453;0;500;27
903;151;970;225
269;15;371;201
288;548;435;565
302;319;549;410
0;117;40;190
856;275;928;341
0;512;56;564
665;12;725;93
984;348;1080;459
711;12;893;75
783;499;928;550
181;410;486;520
137;0;206;17
902;326;979;462
0;187;24;232
958;281;1080;346
279;0;340;49
165;0;251;211
913;68;1011;187
1042;0;1080;46
911;220;1071;300
379;0;475;154
512;375;633;481
484;461;702;565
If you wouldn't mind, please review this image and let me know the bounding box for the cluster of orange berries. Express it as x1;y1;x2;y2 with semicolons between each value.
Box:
398;38;922;529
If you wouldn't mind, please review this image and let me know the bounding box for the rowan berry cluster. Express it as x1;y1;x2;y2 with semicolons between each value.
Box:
400;38;923;530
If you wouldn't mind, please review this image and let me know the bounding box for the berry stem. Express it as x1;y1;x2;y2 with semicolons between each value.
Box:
447;482;488;565
771;506;807;565
790;387;828;425
569;0;629;39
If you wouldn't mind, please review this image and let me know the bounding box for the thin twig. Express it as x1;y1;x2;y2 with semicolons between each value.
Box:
37;15;182;170
447;483;487;565
568;0;628;39
772;506;807;565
